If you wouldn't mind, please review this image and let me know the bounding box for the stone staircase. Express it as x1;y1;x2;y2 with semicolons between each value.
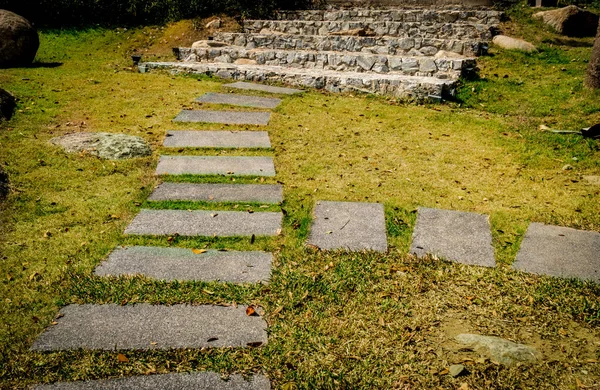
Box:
141;4;501;102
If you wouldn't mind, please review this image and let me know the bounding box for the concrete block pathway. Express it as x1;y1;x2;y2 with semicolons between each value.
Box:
148;182;283;204
156;156;276;176
164;130;272;148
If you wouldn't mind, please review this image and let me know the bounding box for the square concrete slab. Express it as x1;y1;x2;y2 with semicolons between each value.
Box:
124;209;282;237
95;246;272;283
148;183;283;204
163;131;271;148
31;304;268;351
307;201;387;252
224;81;303;95
173;110;270;125
410;207;496;267
513;223;600;282
156;156;276;177
34;372;271;390
196;93;282;109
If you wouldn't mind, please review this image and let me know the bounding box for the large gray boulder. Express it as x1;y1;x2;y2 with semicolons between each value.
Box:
0;165;8;199
533;5;599;37
50;132;152;160
0;88;15;121
0;10;39;68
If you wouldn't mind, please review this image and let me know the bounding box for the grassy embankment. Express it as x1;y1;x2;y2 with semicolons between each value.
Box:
0;8;599;389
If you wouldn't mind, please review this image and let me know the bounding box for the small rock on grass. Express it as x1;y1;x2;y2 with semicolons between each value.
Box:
492;35;536;52
50;132;151;160
449;364;467;377
455;334;541;366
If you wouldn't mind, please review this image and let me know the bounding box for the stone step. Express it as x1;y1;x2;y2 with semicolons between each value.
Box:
164;130;272;148
325;0;493;7
224;81;304;95
156;156;276;176
211;32;487;57
178;46;475;79
410;207;495;267
124;209;283;237
242;20;494;40
34;372;271;390
307;201;388;252
95;246;272;283
141;61;457;102
173;109;270;125
148;182;284;204
274;8;502;24
196;92;281;108
31;304;268;351
513;223;600;283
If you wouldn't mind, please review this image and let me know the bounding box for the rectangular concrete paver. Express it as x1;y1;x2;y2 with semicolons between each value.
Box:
148;183;283;204
173;110;270;125
156;156;276;177
196;92;281;109
95;246;272;283
513;223;600;282
307;201;387;252
224;81;303;95
31;304;268;351
410;207;495;267
34;372;271;390
163;131;271;148
124;209;282;237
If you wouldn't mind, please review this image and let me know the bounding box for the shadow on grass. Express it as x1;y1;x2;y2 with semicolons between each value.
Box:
542;38;594;48
26;62;63;68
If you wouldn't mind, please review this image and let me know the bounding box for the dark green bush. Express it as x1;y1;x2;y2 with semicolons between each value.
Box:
0;0;318;27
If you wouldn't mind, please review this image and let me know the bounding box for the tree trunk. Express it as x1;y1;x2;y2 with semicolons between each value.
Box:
584;22;600;89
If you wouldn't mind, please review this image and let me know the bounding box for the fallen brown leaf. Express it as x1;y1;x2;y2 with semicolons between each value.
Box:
117;353;129;363
192;248;207;254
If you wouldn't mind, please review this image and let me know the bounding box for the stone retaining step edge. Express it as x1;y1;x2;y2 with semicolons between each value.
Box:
178;46;475;78
211;32;488;57
34;372;271;390
140;61;457;101
31;304;268;351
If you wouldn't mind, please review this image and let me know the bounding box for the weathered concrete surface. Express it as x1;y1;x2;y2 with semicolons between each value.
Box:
155;156;276;177
124;209;283;237
410;207;495;267
148;183;283;204
32;304;268;350
513;222;600;282
95;246;272;283
224;81;303;95
173;110;270;125
307;201;388;252
34;372;271;390
196;92;281;108
163;130;271;148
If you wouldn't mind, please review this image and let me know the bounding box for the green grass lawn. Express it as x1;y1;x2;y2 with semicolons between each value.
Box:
1;9;600;389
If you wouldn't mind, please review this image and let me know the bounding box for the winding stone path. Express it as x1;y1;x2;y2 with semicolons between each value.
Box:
173;110;271;125
124;209;283;237
196;92;282;108
513;223;600;282
95;246;273;283
148;182;283;204
35;372;271;390
164;131;271;148
308;201;388;252
410;207;495;267
31;304;268;351
156;156;276;176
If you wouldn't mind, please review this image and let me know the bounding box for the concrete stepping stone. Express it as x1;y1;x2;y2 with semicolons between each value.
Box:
513;223;600;282
95;246;272;283
163;130;271;148
148;183;283;204
224;81;303;95
156;156;276;177
410;207;495;267
32;304;267;351
173;110;270;125
196;92;281;109
124;209;282;237
307;201;387;252
34;372;271;390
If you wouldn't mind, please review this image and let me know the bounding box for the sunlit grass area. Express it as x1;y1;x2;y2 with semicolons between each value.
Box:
0;10;599;389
